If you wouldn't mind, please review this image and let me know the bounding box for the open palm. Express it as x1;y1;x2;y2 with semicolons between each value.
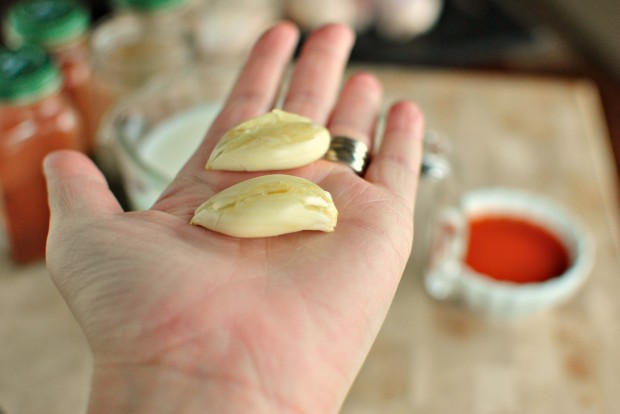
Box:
45;23;424;414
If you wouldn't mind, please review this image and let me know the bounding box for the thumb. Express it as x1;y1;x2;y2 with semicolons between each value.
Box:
44;150;123;220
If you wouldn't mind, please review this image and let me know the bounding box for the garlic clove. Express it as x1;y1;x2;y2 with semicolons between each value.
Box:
206;109;330;171
191;174;338;237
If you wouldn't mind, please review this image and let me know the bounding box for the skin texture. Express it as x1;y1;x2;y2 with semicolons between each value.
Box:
44;22;424;414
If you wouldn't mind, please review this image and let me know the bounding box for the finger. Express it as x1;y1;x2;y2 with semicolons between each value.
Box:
180;22;300;175
327;71;382;153
44;150;123;221
217;21;300;130
282;24;355;122
365;101;424;208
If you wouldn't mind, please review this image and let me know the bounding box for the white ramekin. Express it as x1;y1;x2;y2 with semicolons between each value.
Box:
424;187;595;319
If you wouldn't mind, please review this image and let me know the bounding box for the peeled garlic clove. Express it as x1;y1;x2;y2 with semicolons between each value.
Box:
191;174;338;237
206;109;330;171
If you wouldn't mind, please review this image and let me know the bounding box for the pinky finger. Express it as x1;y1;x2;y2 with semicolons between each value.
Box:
365;101;424;209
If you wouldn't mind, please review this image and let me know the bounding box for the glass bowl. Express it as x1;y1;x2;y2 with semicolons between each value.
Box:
102;64;240;210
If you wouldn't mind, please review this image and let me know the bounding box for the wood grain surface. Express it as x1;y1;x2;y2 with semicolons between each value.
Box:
1;67;619;414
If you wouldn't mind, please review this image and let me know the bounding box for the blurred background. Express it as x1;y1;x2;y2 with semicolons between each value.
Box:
2;3;619;411
2;0;619;172
1;0;619;222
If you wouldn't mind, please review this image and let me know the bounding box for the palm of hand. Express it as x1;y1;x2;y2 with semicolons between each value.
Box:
45;23;423;412
57;160;412;404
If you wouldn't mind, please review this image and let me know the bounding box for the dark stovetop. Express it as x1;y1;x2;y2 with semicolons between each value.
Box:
301;0;536;68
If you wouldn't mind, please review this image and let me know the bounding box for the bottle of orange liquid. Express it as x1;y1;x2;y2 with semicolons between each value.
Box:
5;0;97;155
0;45;83;263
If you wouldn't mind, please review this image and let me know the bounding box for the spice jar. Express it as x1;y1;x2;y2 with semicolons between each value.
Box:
5;0;96;154
0;45;83;263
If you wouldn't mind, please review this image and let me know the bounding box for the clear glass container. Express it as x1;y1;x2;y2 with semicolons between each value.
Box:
90;13;196;114
90;13;197;176
408;130;457;278
102;64;240;210
111;0;280;64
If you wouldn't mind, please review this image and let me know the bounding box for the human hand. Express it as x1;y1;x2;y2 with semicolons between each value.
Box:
45;22;424;414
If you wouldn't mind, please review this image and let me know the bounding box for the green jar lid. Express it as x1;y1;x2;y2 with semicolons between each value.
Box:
7;0;90;47
115;0;187;12
0;46;62;104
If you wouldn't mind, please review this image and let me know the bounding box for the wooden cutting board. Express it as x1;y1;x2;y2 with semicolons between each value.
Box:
1;67;619;414
342;67;620;414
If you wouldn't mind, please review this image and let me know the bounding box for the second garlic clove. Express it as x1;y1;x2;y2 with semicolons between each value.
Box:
191;174;338;238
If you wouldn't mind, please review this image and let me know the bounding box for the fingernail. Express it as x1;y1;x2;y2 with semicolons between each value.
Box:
42;151;62;177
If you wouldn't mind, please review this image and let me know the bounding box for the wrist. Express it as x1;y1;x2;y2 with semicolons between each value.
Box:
87;362;316;414
88;364;209;414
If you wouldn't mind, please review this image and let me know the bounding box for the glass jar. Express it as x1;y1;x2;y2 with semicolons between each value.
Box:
112;0;204;58
0;45;83;263
409;130;457;277
103;64;239;210
113;0;201;23
193;0;279;63
5;0;96;154
90;12;196;178
113;0;280;64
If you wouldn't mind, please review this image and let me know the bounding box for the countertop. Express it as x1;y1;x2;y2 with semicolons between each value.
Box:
1;66;620;414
